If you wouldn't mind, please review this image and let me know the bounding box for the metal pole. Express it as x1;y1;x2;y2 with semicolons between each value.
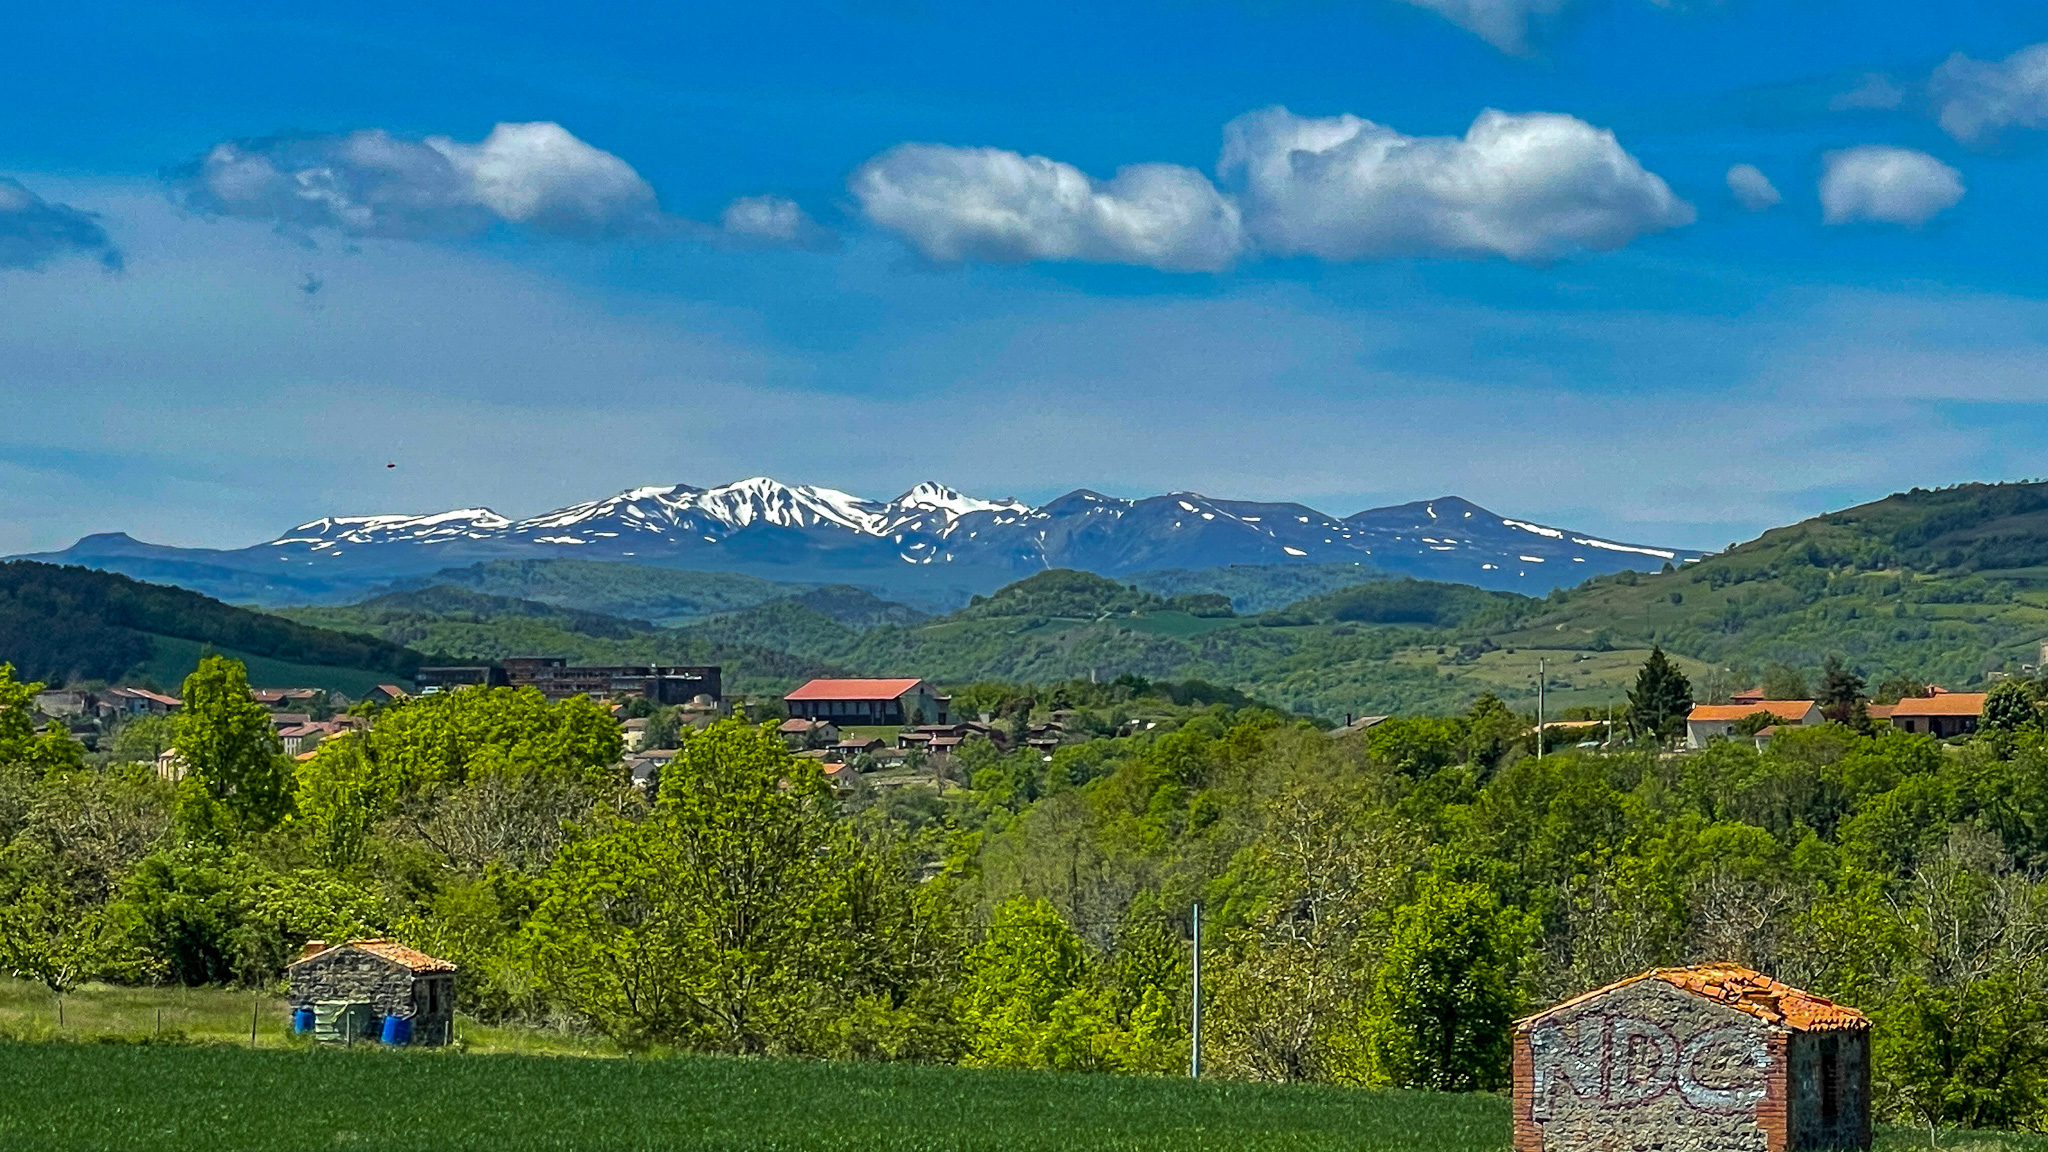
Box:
251;996;259;1048
1189;902;1202;1080
1537;657;1546;761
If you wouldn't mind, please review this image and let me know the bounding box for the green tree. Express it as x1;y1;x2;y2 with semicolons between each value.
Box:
0;664;84;772
0;881;111;995
290;736;386;872
109;843;380;985
957;897;1114;1071
1877;973;2048;1132
1365;871;1533;1091
1463;694;1525;772
1365;716;1467;778
1818;654;1867;724
1762;663;1811;702
108;713;177;762
1627;647;1694;742
1982;678;2040;733
523;719;943;1053
1874;675;1930;706
174;657;291;834
1732;711;1779;738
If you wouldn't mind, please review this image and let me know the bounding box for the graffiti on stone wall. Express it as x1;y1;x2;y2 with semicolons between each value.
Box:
1529;1014;1771;1120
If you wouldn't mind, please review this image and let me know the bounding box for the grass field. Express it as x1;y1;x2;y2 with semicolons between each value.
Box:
2;1042;2043;1152
139;635;397;697
0;979;615;1058
1;982;2039;1151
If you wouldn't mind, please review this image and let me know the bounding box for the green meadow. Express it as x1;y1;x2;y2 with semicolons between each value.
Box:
0;1035;2041;1152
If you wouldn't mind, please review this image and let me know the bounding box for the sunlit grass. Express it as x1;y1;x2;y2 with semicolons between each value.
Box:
0;981;2039;1151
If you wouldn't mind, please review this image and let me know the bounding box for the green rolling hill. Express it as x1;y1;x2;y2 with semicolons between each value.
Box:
0;561;421;692
254;483;2048;719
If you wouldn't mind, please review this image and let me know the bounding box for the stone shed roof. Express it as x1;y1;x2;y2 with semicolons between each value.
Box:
1519;964;1867;1033
293;938;457;974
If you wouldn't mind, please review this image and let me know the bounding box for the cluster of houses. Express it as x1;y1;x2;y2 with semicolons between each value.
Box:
1685;684;1990;750
148;684;414;779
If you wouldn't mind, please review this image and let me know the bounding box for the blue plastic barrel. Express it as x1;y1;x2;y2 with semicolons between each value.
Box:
292;1006;315;1034
381;1014;412;1046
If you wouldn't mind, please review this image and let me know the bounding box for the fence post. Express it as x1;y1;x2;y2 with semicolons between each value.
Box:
1189;902;1202;1081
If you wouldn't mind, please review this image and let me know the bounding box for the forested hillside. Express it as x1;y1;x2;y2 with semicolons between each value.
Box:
0;562;420;687
1501;482;2048;688
279;589;838;694
255;484;2048;718
396;560;816;623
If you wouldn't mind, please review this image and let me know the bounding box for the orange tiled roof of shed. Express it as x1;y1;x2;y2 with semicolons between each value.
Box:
1688;701;1815;723
1519;964;1866;1033
293;937;456;974
1889;693;1988;718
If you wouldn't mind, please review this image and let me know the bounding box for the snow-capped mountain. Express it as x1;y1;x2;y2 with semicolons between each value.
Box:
19;478;1702;603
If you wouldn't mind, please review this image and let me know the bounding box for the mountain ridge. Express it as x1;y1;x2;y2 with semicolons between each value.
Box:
15;478;1704;606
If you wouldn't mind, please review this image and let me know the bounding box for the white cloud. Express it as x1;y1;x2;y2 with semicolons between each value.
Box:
1932;42;2048;144
720;194;833;249
1830;74;1907;112
1217;106;1694;261
849;144;1244;272
0;178;122;270
1725;164;1781;212
171;122;661;240
1820;146;1964;226
1389;0;1571;54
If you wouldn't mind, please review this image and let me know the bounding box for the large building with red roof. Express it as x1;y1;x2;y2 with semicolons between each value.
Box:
783;677;948;726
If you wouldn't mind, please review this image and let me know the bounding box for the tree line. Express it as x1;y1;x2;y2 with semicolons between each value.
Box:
0;653;2044;1133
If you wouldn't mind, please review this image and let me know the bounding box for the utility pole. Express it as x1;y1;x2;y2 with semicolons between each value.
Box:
1537;656;1546;762
1189;902;1203;1080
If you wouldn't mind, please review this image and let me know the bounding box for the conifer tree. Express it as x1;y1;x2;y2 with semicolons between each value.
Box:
1818;654;1867;723
1627;646;1693;741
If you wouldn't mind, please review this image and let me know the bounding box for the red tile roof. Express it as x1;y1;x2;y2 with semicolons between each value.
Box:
291;937;455;974
784;678;926;701
1889;693;1988;718
1520;964;1866;1033
1688;701;1816;723
113;687;182;707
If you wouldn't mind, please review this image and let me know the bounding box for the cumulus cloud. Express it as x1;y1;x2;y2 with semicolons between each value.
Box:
849;144;1244;272
1831;74;1907;113
0;178;122;271
1726;164;1781;212
170;122;661;240
1389;0;1571;55
720;194;833;249
1932;43;2048;144
1820;146;1964;226
1217;106;1694;262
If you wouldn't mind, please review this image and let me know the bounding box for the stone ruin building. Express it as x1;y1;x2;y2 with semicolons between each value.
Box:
1513;964;1870;1152
287;938;458;1046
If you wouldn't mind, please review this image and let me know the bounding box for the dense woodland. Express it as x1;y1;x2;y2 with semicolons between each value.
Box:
0;652;2045;1134
0;562;420;687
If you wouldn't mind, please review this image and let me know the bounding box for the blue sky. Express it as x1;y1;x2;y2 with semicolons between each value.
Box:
8;0;2048;556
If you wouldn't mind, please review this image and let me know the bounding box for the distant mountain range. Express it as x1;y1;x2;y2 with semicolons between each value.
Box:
15;478;1703;607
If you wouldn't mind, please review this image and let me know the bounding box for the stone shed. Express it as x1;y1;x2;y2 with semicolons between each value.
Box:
1512;964;1870;1152
287;938;458;1046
